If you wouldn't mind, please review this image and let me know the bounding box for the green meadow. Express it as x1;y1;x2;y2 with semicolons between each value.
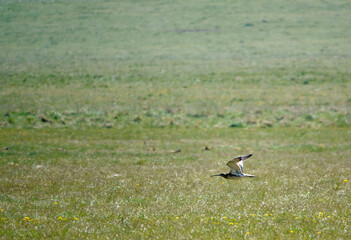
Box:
0;0;350;239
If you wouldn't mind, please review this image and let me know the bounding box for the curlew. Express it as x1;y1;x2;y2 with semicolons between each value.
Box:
211;154;255;180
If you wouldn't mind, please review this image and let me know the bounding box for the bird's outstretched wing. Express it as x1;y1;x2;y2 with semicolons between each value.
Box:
234;154;252;161
227;154;253;175
227;160;242;175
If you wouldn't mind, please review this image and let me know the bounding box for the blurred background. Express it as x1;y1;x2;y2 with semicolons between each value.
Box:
0;0;350;128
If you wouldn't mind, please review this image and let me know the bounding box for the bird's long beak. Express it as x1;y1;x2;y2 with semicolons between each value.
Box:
211;174;221;177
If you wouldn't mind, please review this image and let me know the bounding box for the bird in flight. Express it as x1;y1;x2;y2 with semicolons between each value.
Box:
211;154;255;180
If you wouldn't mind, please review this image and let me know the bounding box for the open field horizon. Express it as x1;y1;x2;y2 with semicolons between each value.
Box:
0;0;350;239
1;0;351;74
1;0;350;129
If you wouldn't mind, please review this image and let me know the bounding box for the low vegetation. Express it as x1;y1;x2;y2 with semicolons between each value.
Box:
0;127;350;238
0;0;350;238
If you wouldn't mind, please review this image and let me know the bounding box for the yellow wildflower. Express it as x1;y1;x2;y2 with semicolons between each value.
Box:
246;232;250;235
295;217;299;220
318;232;321;234
229;222;234;225
136;184;139;187
54;202;58;205
344;179;348;182
24;217;30;220
265;214;268;216
222;216;227;219
319;212;323;215
74;217;79;220
290;230;294;233
58;216;63;220
0;209;4;212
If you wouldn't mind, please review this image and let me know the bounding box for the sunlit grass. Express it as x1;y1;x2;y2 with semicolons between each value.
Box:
0;0;350;238
1;76;350;128
0;127;350;238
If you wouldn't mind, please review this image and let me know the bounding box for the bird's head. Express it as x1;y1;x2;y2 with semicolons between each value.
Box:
210;173;226;178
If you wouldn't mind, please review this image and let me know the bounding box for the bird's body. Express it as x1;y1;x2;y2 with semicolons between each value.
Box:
211;154;255;180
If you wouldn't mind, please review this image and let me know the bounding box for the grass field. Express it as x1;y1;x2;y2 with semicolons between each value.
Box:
0;128;350;238
0;0;351;239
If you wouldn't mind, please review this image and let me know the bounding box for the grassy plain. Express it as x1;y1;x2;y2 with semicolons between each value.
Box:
0;127;350;239
0;0;351;239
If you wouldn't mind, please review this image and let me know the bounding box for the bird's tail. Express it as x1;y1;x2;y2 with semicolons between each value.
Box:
244;174;255;178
